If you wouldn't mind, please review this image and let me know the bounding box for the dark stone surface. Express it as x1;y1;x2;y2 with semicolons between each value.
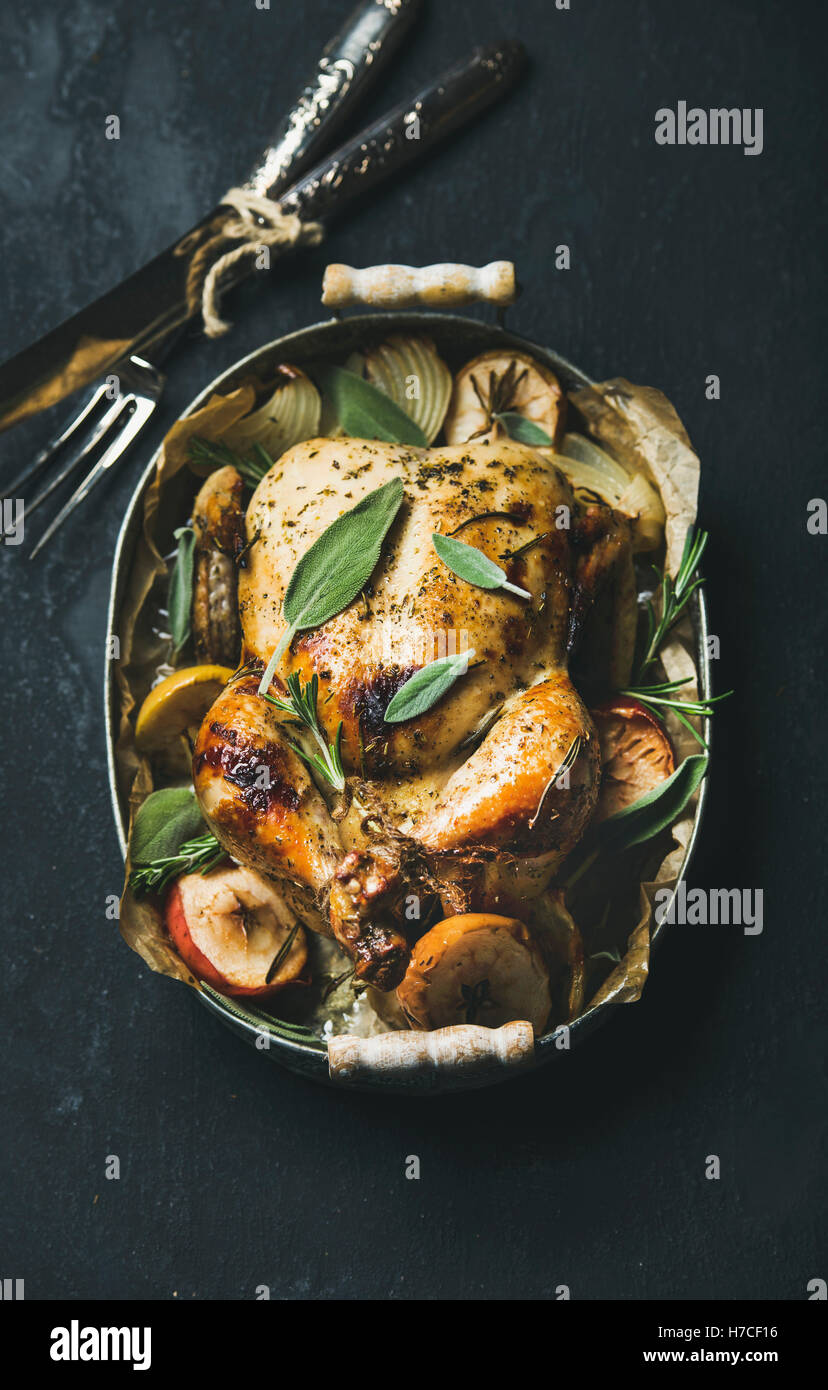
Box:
0;0;825;1300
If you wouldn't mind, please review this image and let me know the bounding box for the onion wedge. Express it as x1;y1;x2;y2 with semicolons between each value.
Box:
554;432;665;551
224;365;321;459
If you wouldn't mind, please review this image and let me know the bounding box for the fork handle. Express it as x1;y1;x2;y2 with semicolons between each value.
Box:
280;41;527;226
246;0;424;200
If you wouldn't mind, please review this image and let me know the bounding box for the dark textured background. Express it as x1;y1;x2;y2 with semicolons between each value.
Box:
1;0;825;1301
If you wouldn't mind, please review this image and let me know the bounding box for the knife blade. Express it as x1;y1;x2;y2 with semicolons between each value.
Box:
0;0;425;436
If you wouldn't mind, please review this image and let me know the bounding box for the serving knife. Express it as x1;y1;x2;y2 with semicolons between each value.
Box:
0;11;525;437
0;0;426;437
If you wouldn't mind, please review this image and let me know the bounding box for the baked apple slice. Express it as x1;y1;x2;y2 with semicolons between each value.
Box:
590;697;675;823
165;865;307;997
396;914;552;1033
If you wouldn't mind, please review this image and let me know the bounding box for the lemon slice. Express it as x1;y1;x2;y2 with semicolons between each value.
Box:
135;665;233;758
444;350;564;446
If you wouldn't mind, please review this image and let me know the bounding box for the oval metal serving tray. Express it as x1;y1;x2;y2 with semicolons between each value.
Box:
105;311;711;1092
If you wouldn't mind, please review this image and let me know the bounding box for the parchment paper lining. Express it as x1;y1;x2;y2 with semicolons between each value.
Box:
114;375;702;1033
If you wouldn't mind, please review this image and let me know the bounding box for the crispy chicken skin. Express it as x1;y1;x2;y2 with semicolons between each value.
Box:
193;438;603;988
193;674;340;899
191;671;410;985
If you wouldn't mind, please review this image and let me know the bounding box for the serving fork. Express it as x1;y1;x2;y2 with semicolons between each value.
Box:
6;355;165;559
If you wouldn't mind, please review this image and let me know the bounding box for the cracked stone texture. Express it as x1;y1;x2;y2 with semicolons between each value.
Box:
0;0;825;1300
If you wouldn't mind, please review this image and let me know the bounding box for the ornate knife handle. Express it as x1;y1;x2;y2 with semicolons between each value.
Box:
247;0;424;200
279;40;528;226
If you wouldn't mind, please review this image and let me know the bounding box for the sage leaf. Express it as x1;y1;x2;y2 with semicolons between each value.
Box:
594;753;709;852
259;477;404;694
432;531;530;599
567;754;708;888
495;411;554;447
317;365;428;447
384;648;479;724
168;526;196;655
131;787;207;866
284;477;403;628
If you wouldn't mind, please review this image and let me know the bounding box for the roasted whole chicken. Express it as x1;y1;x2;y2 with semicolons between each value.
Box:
189;434;632;992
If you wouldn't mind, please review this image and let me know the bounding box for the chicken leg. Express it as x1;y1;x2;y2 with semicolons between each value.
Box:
413;670;600;869
192;672;410;985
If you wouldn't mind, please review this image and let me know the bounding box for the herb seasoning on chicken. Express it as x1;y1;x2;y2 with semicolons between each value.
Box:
193;437;605;989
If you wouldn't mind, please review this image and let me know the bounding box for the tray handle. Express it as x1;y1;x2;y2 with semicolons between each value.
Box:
321;260;517;310
328;1019;534;1087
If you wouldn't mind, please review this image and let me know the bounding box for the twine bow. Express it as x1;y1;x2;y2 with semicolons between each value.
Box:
180;187;324;338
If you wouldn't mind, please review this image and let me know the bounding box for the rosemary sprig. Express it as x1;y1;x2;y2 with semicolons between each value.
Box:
448;510;527;537
265;921;302;984
188;437;274;489
322;968;355;1002
200;984;327;1050
129;832;226;896
500;530;554;563
624;528;732;745
263;672;346;792
467;360;529;437
637;527;708;679
230;658;263;684
528;734;583;829
621;679;732;749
